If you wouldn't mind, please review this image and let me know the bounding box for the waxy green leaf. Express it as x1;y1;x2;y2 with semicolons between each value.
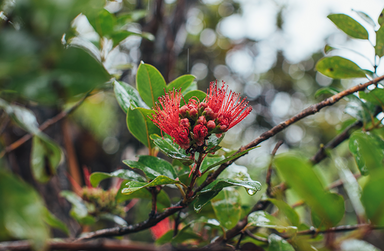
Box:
127;107;160;148
111;31;154;48
361;170;384;225
328;14;369;39
352;10;376;27
121;176;180;195
94;9;116;38
150;134;191;160
0;171;50;250
117;182;171;206
268;234;295;251
43;207;69;235
344;95;376;122
316;56;366;79
314;87;340;99
114;80;148;113
378;8;384;26
167;75;195;93
376;26;384;58
60;191;95;225
31;136;62;183
90;169;146;187
194;178;261;212
123;155;177;180
248;211;297;233
267;199;300;227
274;154;345;227
341;239;381;251
136;62;166;108
349;131;384;175
180;90;207;106
211;189;241;230
359;88;384;106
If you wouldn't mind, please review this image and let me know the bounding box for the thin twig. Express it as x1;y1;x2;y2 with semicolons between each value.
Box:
311;120;363;164
0;93;89;158
244;229;268;243
235;231;244;250
266;140;283;197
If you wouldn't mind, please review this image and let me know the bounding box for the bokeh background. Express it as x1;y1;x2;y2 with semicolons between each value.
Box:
1;0;384;243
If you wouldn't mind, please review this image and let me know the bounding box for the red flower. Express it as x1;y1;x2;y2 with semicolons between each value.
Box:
151;81;252;152
205;81;252;132
151;89;190;149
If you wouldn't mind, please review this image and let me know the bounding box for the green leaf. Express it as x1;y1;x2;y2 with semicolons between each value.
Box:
211;189;242;230
94;9;116;38
349;131;384;175
42;207;69;235
116;10;147;26
150;134;191;160
167;75;195;93
274;154;345;227
205;133;225;153
121;176;180;195
127;107;161;148
310;193;344;228
316;56;366;79
268;233;295;251
194;178;261;212
200;155;225;173
341;239;381;251
180;90;207;106
60;191;95;225
31;136;62;183
344;95;376;122
90;169;146;187
361;169;384;225
328;14;369;39
202;146;259;174
335;158;366;218
359;88;384;106
267;199;300;227
352;10;376;27
116;181;170;206
136;62;167;108
0;171;49;250
0;99;39;134
314;87;340;99
248;211;297;233
123;155;177;180
379;8;384;26
324;44;335;53
376;26;384;58
114;80;148;113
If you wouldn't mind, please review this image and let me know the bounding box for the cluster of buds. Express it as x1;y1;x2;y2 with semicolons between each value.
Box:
151;81;252;153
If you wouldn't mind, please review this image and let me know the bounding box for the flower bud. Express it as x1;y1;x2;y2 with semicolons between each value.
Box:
189;108;198;117
180;118;190;128
197;116;207;125
207;120;216;129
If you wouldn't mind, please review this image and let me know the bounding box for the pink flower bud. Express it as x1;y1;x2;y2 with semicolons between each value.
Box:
193;124;208;140
207;120;216;129
189;108;198;117
180;118;190;128
179;105;188;116
197;116;207;125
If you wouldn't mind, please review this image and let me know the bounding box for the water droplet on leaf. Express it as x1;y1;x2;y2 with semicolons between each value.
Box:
246;188;256;196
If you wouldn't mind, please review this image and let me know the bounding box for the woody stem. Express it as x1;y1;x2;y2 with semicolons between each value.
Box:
187;153;204;198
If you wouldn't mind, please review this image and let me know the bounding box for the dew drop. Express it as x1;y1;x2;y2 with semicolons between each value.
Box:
246;188;257;196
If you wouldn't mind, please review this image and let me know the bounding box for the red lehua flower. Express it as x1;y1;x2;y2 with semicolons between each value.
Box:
205;81;252;132
151;89;191;149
